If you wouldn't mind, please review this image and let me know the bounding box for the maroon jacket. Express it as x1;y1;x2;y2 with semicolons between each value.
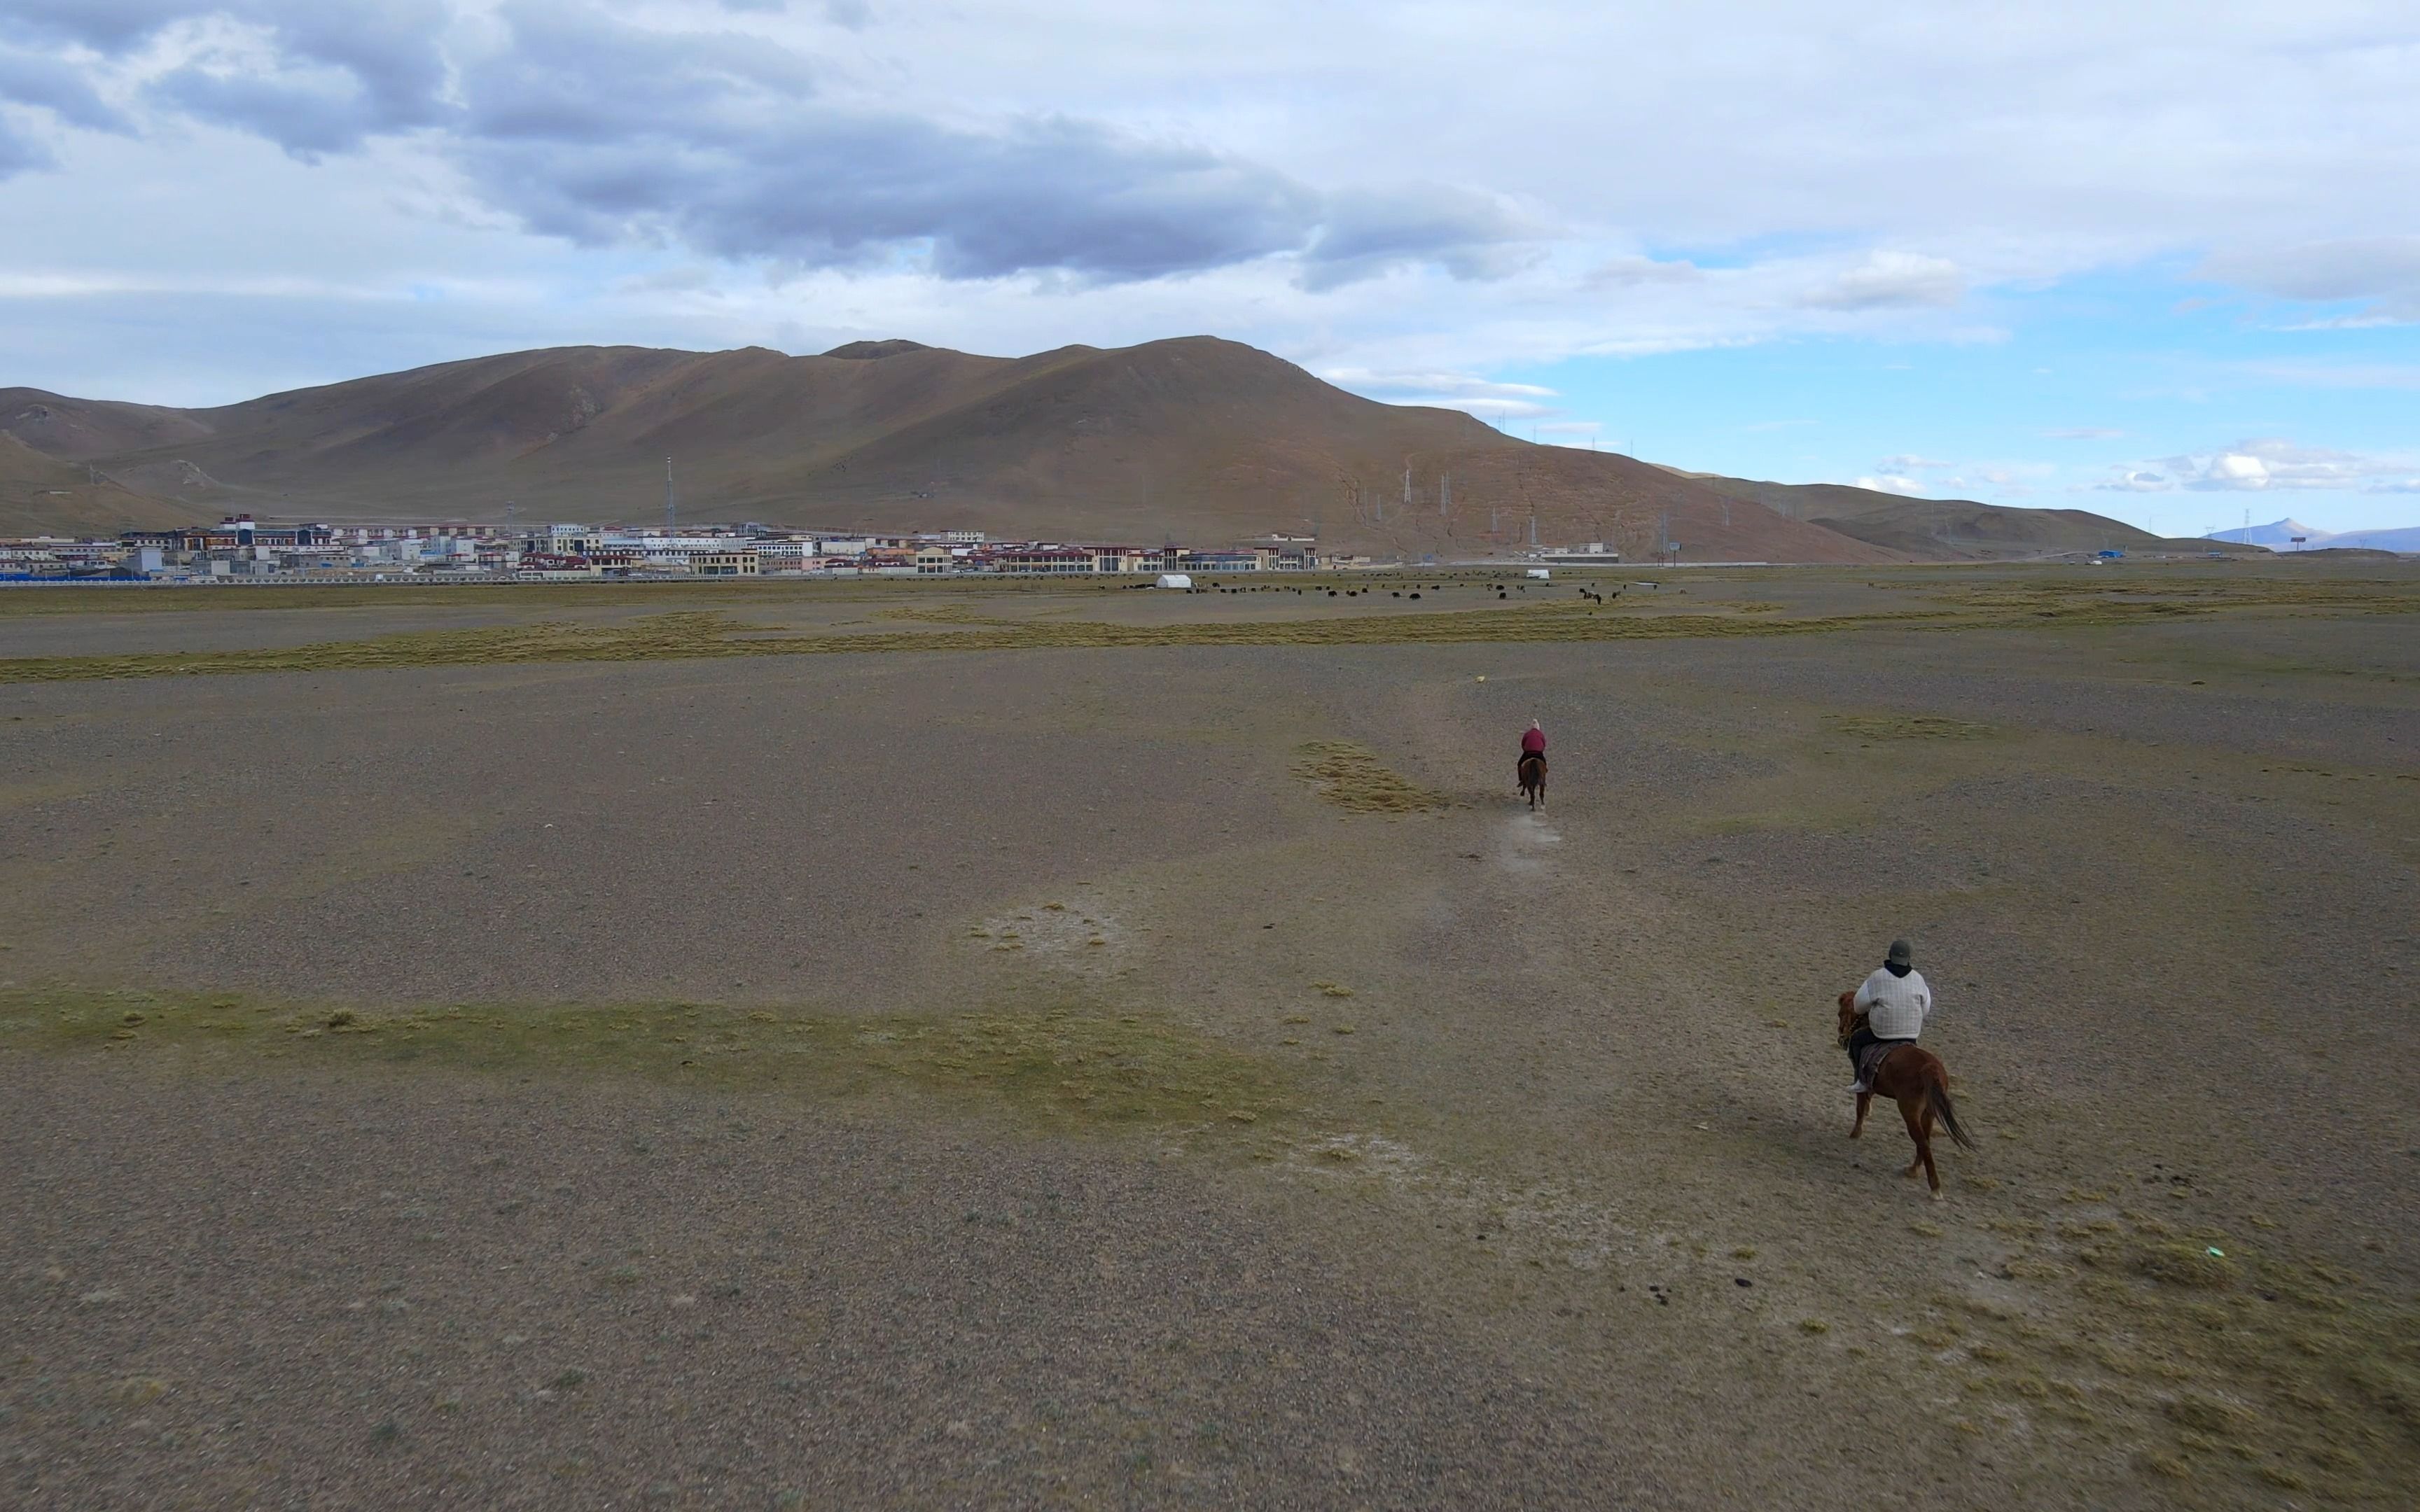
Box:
1521;727;1547;755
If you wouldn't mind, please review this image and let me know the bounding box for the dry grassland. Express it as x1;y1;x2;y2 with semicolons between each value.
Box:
1;987;1294;1140
3;565;2413;685
0;603;1854;682
1892;1215;2420;1502
1292;741;1456;813
2;558;2415;1510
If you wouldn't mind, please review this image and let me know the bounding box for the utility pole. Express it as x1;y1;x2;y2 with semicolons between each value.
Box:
1440;473;1450;515
665;457;677;533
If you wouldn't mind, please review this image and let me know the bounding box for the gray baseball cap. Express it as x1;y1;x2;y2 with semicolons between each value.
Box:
1886;938;1913;967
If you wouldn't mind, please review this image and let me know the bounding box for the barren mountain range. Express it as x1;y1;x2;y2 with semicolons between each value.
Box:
2;337;2230;562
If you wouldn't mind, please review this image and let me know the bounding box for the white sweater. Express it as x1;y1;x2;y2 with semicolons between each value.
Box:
1855;967;1933;1040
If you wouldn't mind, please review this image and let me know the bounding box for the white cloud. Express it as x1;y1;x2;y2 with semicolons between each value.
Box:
2202;237;2420;321
1854;474;1930;496
2098;439;2420;493
1321;365;1561;419
2100;469;2170;492
1587;255;1702;288
1322;368;1557;402
0;0;2414;409
1795;252;1964;312
2231;361;2420;391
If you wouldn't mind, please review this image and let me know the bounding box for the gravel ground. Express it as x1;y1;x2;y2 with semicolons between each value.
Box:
0;1064;1652;1510
4;573;2416;1508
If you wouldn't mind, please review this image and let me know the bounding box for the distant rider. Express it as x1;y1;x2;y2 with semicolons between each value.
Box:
1845;938;1932;1093
1518;719;1547;783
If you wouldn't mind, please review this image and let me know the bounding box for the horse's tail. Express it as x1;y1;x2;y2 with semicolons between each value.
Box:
1926;1076;1977;1151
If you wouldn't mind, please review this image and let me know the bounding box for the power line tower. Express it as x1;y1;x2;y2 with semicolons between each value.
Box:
665;457;677;533
1440;473;1451;516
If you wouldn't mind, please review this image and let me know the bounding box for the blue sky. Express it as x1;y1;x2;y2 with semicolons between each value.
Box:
1491;267;2420;533
1;1;2414;532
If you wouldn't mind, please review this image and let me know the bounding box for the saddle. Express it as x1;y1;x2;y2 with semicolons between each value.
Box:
1854;1036;1909;1088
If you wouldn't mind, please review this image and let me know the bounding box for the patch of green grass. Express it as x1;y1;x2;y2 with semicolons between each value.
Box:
1937;1226;2420;1496
1829;714;1996;741
0;986;1295;1136
2134;1242;2240;1291
1293;741;1452;813
0;603;1927;684
1921;574;2420;623
12;570;2414;684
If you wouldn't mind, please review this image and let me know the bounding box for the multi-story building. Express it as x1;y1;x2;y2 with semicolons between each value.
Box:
513;554;599;580
982;545;1098;574
123;515;335;554
753;538;817;573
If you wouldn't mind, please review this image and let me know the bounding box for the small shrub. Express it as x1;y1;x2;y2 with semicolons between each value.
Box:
2139;1243;2237;1290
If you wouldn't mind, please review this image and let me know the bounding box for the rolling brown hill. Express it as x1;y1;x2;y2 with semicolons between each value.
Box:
0;430;205;538
1670;471;2258;559
0;339;1891;562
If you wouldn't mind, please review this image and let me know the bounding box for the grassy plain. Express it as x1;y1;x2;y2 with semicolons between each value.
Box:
2;559;2415;1508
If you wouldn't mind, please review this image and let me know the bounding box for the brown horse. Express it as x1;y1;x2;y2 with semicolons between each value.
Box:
1517;751;1547;810
1836;991;1975;1198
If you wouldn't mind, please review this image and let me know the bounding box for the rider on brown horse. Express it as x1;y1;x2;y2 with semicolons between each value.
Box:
1844;937;1931;1094
1837;937;1971;1196
1516;720;1548;807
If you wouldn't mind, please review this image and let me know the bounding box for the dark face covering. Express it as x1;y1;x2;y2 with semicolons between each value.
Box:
1885;960;1912;978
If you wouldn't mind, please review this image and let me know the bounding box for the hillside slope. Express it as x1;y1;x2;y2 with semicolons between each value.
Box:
2;339;1893;562
0;432;205;538
1672;472;2260;558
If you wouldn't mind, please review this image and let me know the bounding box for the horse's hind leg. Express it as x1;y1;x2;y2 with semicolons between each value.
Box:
1897;1098;1927;1178
1900;1097;1942;1198
1849;1091;1871;1139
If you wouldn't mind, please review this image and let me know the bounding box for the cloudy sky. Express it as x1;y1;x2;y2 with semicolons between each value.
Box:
2;1;2416;532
